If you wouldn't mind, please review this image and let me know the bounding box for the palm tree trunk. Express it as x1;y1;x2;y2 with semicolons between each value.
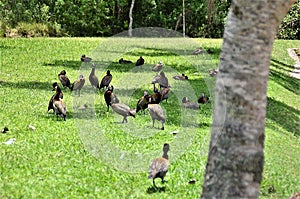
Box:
128;0;135;37
201;0;297;198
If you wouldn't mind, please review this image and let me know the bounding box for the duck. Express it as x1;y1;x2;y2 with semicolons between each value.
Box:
136;91;150;114
160;86;171;104
207;48;214;54
89;63;100;89
58;70;71;89
52;86;66;121
288;192;300;199
209;69;218;77
149;84;162;104
104;85;119;112
152;61;163;72
148;143;170;187
81;54;92;62
136;56;145;66
192;47;204;55
119;58;133;64
1;126;9;134
198;93;209;104
100;70;112;90
111;103;135;123
71;74;85;96
152;71;169;89
48;83;64;112
173;73;188;80
148;104;165;130
182;97;199;110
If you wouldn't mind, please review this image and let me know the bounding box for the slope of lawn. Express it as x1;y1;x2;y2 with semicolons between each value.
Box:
0;37;299;199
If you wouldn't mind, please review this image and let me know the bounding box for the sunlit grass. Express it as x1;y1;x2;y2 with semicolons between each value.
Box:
0;37;299;198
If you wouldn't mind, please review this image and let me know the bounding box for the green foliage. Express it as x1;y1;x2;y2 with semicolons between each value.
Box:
0;38;299;198
277;0;300;40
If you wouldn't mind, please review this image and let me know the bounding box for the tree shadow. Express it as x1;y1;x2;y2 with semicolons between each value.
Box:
270;59;295;71
266;97;300;136
43;60;82;69
0;80;52;90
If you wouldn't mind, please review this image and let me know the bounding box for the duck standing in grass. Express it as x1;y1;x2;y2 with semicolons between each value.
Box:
198;93;209;104
136;91;151;114
81;54;92;63
136;56;145;66
148;143;170;187
104;85;119;112
111;102;135;123
152;71;169;89
100;70;112;90
160;86;171;104
58;70;71;89
52;86;66;121
48;82;63;112
152;61;163;72
148;104;165;130
71;74;85;96
89;63;100;89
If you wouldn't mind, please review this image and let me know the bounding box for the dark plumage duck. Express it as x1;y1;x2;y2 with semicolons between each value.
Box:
58;70;71;89
152;71;169;89
81;54;92;62
207;48;214;54
149;84;162;104
48;83;64;112
148;104;165;130
198;93;209;104
136;56;145;66
1;126;9;134
148;143;170;187
136;91;151;114
89;63;100;89
192;47;204;55
100;70;112;90
111;103;136;123
52;86;66;121
160;86;171;103
104;85;119;112
119;58;133;64
182;97;199;110
173;73;188;80
152;61;163;72
71;74;85;96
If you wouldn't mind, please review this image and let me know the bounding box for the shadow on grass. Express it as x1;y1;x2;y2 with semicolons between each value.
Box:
0;80;53;90
267;97;300;136
146;186;166;194
269;60;300;95
43;60;82;69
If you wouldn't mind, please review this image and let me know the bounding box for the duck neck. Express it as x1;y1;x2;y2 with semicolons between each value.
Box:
162;151;169;160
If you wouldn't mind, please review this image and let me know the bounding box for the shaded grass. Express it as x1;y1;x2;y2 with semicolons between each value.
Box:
0;37;299;199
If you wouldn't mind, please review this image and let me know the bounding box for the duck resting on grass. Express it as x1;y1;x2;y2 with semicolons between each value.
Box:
136;56;145;66
119;58;133;64
81;54;92;63
148;143;170;188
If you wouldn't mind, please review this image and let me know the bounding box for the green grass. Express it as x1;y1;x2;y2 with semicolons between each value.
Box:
0;37;299;198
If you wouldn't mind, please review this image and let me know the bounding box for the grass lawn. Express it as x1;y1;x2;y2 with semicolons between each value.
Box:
0;37;299;199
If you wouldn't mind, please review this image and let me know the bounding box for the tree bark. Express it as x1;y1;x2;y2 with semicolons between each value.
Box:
201;0;296;198
128;0;135;37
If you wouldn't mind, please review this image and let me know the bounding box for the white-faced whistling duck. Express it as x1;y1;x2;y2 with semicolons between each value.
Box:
182;97;199;110
198;93;209;104
111;102;135;123
160;86;171;104
81;54;92;62
172;73;188;80
152;71;169;89
136;91;151;114
58;70;71;89
192;47;204;55
119;58;133;64
104;85;119;112
89;63;100;89
152;61;163;72
71;74;85;96
148;143;170;187
52;86;66;121
209;69;218;77
148;104;165;130
135;56;145;66
100;70;112;90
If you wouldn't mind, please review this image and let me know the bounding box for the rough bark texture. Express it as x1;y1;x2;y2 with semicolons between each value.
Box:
128;0;135;37
201;0;296;198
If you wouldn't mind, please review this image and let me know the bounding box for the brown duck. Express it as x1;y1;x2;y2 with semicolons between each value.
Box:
52;86;66;121
89;63;100;89
58;70;71;89
71;74;85;96
100;70;112;90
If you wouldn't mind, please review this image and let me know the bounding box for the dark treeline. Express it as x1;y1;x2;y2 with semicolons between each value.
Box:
0;0;299;39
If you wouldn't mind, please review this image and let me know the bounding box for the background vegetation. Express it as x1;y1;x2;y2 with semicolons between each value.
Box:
0;0;299;39
0;37;299;198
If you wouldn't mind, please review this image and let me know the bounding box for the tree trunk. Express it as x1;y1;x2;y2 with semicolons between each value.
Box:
201;0;296;198
128;0;135;37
